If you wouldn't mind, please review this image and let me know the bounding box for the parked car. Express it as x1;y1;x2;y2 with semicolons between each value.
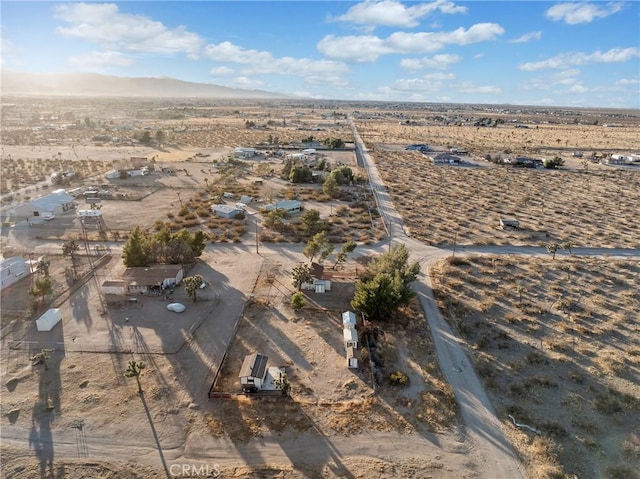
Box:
166;303;186;313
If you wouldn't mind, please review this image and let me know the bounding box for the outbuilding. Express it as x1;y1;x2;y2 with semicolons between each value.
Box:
211;204;244;219
264;200;302;214
36;308;62;332
239;353;269;390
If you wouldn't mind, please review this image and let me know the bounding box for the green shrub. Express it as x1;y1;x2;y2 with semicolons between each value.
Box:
290;292;306;309
389;370;410;386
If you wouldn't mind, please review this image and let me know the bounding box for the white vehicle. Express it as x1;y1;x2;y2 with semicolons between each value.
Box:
235;202;247;210
43;214;56;221
166;303;186;313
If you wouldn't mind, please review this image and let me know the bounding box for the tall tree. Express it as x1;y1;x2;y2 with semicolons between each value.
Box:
333;240;357;269
183;275;204;302
30;276;53;307
351;244;420;322
323;174;339;198
62;239;80;277
546;242;559;260
300;209;324;236
303;231;333;264
122;226;149;267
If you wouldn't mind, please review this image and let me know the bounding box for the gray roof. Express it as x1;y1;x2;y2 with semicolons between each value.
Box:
239;352;269;379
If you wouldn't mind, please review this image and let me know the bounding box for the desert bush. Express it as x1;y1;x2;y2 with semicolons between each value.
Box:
290;292;306;309
388;370;410;386
593;394;622;415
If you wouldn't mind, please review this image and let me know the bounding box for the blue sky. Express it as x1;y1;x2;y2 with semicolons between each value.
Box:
1;1;639;107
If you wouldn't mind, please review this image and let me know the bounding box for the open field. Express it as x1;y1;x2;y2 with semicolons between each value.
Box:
431;254;640;479
374;151;640;248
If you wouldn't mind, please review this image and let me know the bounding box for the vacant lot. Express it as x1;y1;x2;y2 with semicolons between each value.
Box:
431;254;640;479
373;151;640;247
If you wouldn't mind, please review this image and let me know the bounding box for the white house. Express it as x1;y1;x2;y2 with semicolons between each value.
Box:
235;148;258;158
212;204;244;219
239;353;269;390
104;170;121;179
264;200;302;214
101;279;127;296
12;191;75;221
301;263;332;293
1;256;30;290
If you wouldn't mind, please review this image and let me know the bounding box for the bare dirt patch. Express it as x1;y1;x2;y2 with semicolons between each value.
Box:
431;254;640;478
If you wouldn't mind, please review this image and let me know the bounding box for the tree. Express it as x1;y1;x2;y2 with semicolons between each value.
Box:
303;231;333;264
291;263;312;291
300;209;324;235
155;130;165;145
37;257;50;277
561;240;573;255
262;208;288;231
323;174;339;198
289;165;313;183
272;370;291;395
62;239;80;278
140;131;152;146
351;244;420;322
30;276;53;306
124;360;146;394
323;137;345;149
330;166;354;185
122;226;149;267
543;157;565;169
546;242;559;260
290;291;306;309
333;241;357;269
183;275;204;302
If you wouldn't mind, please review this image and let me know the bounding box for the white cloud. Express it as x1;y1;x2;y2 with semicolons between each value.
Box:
400;53;461;71
210;66;235;76
545;2;623;24
318;23;504;62
391;71;454;92
520;47;640;71
333;0;467;28
54;3;203;58
203;41;349;85
456;81;502;94
68;50;134;68
522;69;583;92
616;78;640;85
508;31;542;44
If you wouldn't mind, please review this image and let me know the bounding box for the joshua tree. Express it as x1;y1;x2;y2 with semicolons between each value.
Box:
30;349;53;371
124;360;146;393
561;240;573;255
183;274;204;302
546;242;559;260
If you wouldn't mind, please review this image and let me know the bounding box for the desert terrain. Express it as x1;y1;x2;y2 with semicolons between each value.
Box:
1;97;639;479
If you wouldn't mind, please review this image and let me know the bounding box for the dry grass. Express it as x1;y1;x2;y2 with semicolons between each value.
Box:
432;255;640;478
372;150;640;247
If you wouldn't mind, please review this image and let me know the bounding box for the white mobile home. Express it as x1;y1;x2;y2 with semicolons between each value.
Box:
235;148;258;158
1;256;30;290
264;200;302;214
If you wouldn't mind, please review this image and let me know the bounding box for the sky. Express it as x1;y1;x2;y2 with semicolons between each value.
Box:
1;1;639;108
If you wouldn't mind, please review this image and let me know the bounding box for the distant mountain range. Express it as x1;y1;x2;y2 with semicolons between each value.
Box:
1;71;290;99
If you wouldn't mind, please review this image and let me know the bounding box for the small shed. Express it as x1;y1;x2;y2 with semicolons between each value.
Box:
342;311;356;328
36;308;62;331
239;353;269;390
212;204;244;219
343;327;358;350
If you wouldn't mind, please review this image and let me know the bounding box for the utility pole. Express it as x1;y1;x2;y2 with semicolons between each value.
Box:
388;219;393;252
255;216;259;254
